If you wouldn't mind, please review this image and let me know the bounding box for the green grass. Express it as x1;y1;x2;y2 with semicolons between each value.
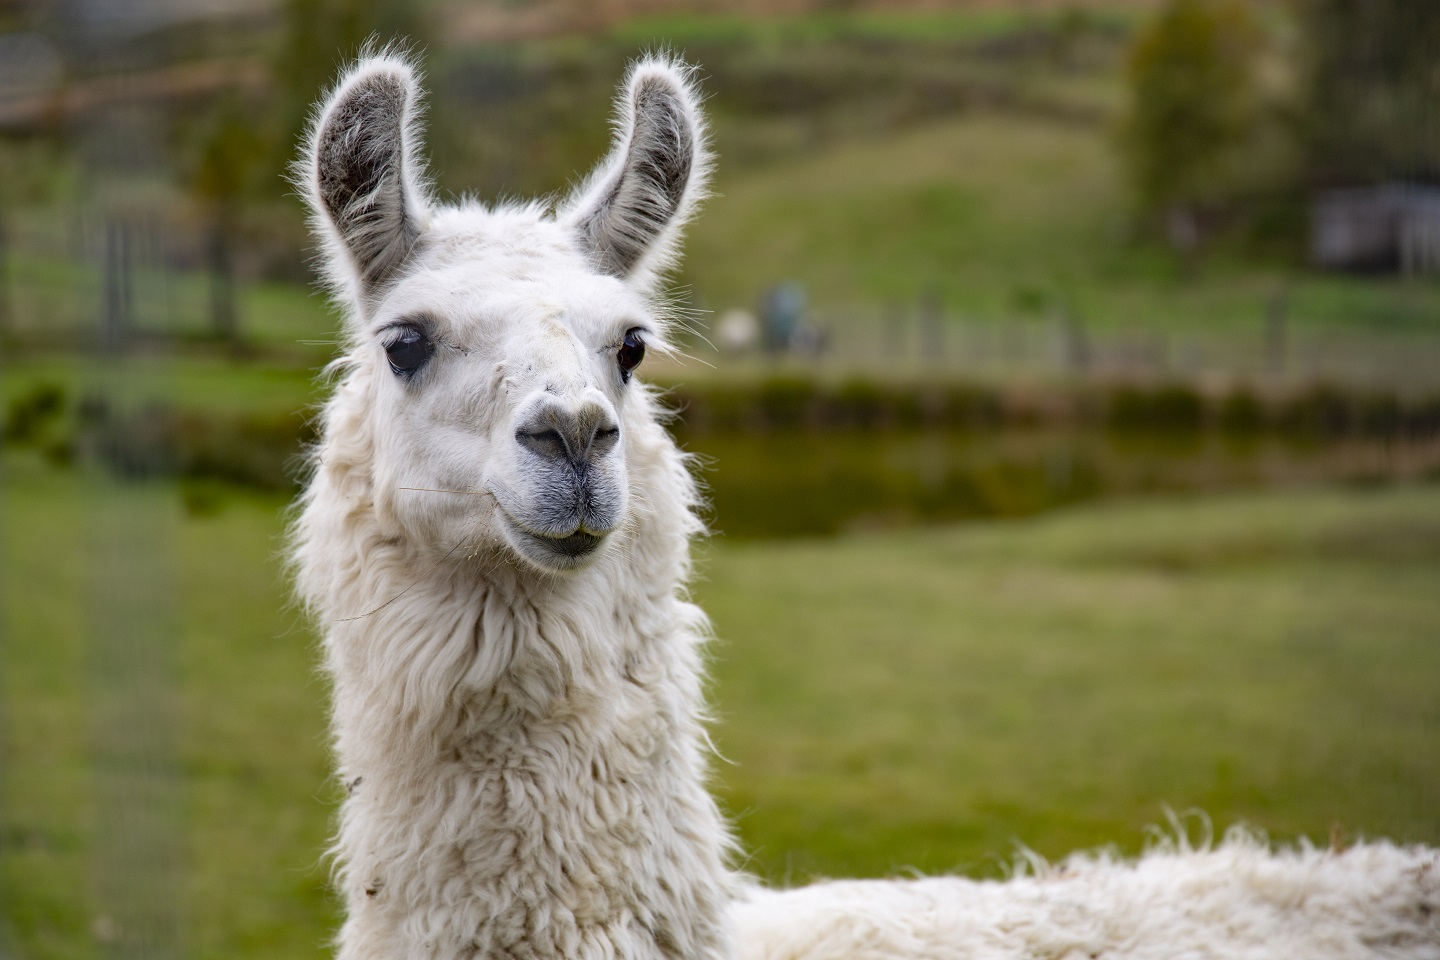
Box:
700;485;1440;880
686;112;1117;312
4;251;341;361
2;354;326;419
680;109;1440;385
3;463;1439;955
2;456;335;959
686;111;1440;330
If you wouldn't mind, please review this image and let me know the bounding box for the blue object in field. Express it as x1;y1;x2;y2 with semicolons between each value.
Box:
760;281;806;353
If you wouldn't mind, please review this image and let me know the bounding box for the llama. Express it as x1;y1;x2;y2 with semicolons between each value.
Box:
292;51;1440;960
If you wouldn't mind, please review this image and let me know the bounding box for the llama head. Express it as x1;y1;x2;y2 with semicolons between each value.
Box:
300;51;708;574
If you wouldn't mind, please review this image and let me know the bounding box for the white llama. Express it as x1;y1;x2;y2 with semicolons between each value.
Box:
292;52;1439;960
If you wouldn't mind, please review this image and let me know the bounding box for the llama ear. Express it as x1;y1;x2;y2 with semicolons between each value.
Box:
561;57;710;287
302;53;429;299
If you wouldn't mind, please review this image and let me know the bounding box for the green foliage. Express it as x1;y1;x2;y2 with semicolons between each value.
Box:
270;0;432;182
1295;0;1440;185
188;97;267;208
3;382;65;445
1106;383;1205;432
1117;0;1265;215
1217;387;1265;433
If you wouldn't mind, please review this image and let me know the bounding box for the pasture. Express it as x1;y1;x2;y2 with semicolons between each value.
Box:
4;451;1437;957
3;3;1440;955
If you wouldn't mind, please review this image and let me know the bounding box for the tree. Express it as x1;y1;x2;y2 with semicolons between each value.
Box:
188;97;266;344
1117;0;1265;258
1295;0;1440;187
180;0;431;343
270;0;429;183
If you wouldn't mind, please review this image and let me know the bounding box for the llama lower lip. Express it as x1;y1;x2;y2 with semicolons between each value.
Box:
533;530;603;557
495;506;608;568
505;519;605;563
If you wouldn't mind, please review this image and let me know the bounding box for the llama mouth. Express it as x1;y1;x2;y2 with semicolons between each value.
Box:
513;528;606;570
499;512;607;570
528;529;603;557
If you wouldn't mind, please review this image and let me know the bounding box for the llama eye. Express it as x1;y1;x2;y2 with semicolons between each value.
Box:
384;327;433;377
617;329;646;383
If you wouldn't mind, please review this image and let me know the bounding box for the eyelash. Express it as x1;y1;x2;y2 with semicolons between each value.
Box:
381;324;435;377
616;328;647;383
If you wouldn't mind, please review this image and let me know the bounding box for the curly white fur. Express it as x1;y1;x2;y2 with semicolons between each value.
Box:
292;52;1440;960
734;830;1440;960
294;50;733;960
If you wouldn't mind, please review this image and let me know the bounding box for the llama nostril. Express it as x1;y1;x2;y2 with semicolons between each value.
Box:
591;426;620;458
517;407;619;467
516;428;568;462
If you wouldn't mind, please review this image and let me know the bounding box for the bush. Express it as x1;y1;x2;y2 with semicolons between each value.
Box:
757;376;819;430
1217;386;1267;433
1356;393;1403;437
1107;383;1206;432
4;382;66;445
1281;384;1353;437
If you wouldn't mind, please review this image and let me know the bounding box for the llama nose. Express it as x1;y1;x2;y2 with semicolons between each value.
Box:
515;401;619;471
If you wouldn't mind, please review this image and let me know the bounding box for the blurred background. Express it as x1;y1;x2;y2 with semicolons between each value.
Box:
2;0;1438;956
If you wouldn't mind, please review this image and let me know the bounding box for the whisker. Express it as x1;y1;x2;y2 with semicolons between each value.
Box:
398;486;491;496
667;348;717;371
670;319;717;353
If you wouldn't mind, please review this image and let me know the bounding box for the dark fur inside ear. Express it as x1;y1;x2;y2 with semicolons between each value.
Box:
312;66;423;291
566;61;707;283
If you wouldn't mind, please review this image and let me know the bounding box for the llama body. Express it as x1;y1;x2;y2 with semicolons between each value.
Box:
299;432;730;960
294;52;1439;960
293;54;732;960
733;838;1440;960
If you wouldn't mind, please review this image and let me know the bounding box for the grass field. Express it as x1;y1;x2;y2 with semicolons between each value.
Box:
3;451;1437;957
701;485;1440;880
682;110;1440;384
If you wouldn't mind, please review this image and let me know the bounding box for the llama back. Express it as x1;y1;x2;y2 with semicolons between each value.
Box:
733;837;1440;960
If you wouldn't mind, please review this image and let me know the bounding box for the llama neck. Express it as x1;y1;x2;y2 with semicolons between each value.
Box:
296;416;733;960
